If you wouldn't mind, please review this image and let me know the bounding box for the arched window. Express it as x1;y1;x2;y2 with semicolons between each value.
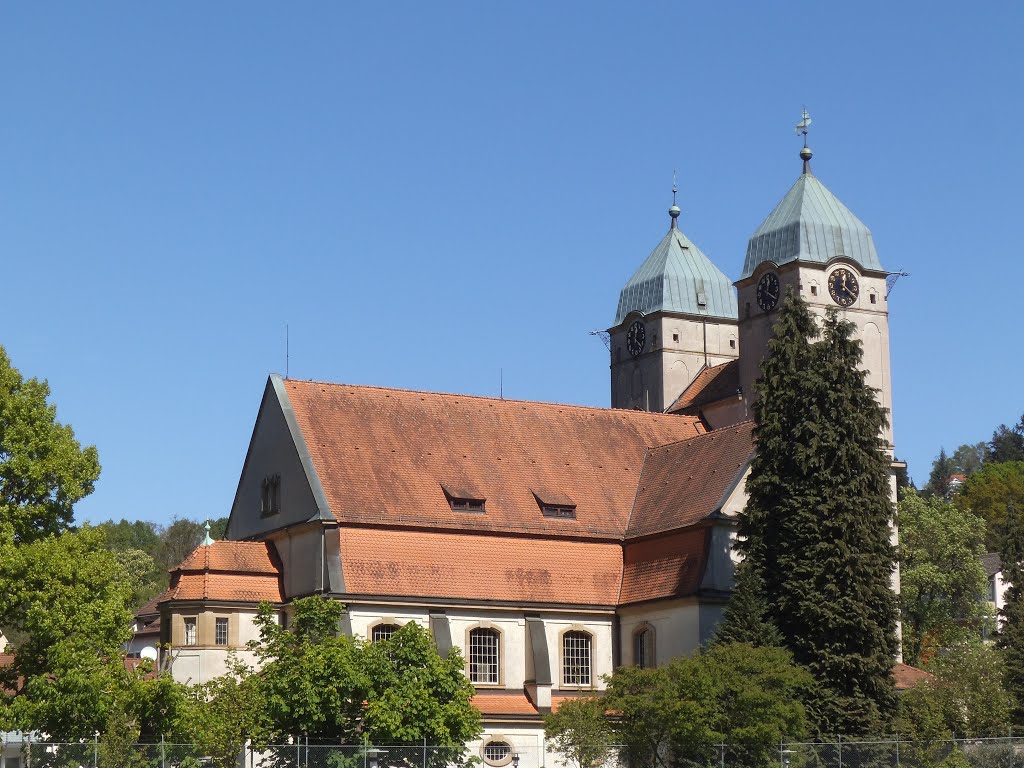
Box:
481;741;514;767
562;630;592;686
469;628;500;684
371;623;400;642
633;626;654;669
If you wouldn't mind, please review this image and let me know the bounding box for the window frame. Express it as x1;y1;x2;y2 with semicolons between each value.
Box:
215;616;229;646
183;616;198;647
467;625;502;686
480;740;514;767
560;628;593;688
632;624;655;669
369;621;402;643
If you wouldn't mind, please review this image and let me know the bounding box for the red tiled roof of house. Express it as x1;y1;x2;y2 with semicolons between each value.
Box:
627;423;753;538
285;380;706;539
472;690;539;716
893;662;932;690
667;360;740;414
177;540;283;575
620;528;710;604
339;527;623;605
158;540;284;605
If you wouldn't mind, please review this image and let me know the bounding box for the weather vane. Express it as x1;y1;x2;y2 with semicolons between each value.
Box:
795;107;812;147
668;170;681;229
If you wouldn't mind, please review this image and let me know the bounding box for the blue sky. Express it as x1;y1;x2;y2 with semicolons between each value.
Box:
1;3;1021;525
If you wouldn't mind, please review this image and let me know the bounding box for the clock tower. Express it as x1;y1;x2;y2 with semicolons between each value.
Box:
609;193;738;412
736;134;894;448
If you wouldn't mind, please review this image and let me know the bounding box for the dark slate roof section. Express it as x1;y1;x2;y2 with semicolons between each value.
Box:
983;553;1002;578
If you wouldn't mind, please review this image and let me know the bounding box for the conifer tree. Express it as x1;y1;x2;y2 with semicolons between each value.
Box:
735;291;898;736
713;561;783;648
998;499;1024;724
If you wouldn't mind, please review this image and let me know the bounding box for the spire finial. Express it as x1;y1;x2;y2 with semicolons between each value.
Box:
668;170;680;229
795;107;813;174
202;520;214;546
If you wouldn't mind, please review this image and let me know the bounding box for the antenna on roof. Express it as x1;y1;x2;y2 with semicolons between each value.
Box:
285;324;290;379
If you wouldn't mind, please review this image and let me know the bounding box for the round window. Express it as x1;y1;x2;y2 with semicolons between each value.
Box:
482;741;513;767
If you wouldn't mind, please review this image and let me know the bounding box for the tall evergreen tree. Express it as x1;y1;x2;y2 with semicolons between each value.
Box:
998;499;1024;724
736;292;898;736
926;448;955;499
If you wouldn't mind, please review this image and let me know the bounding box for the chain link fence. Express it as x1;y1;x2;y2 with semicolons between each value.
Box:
0;737;1020;768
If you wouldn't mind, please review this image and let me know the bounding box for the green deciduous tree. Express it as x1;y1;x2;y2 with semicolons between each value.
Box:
184;655;265;768
951;443;988;478
0;526;190;739
0;346;100;543
605;643;811;768
246;597;480;753
998;499;1024;724
898;489;992;665
736;292;898;735
897;642;1012;739
956;461;1024;551
544;697;612;768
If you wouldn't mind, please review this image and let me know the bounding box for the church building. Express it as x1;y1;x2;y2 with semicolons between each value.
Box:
148;122;907;765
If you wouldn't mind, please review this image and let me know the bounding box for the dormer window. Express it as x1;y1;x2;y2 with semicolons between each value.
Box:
261;474;281;517
441;482;486;513
533;489;576;520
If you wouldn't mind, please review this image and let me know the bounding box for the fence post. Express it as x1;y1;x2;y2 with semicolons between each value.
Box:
895;734;900;768
838;734;842;768
780;738;784;768
719;743;725;768
94;732;99;768
422;737;427;768
160;735;166;768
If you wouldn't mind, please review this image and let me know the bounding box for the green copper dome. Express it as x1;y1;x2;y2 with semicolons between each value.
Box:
742;172;883;279
613;225;737;327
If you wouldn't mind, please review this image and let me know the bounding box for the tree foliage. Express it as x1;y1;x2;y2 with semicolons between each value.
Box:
998;499;1024;724
898;489;992;665
897;642;1012;739
0;526;190;739
0;346;100;543
544;697;612;768
736;292;898;735
956;462;1024;551
605;643;811;768
712;561;782;648
989;416;1024;464
926;448;956;500
244;597;480;751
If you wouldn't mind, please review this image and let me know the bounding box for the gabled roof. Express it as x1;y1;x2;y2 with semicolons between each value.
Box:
158;540;284;605
667;360;740;414
893;662;932;691
627;422;753;538
742;172;883;279
284;379;707;539
613;226;737;327
983;552;1003;578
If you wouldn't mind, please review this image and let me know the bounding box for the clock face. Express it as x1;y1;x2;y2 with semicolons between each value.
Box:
626;320;646;358
828;268;860;307
756;272;780;311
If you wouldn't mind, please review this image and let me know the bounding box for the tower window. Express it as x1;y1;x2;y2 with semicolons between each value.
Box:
811;285;818;296
672;332;679;343
870;293;877;304
730;339;736;349
183;617;197;646
745;303;750;319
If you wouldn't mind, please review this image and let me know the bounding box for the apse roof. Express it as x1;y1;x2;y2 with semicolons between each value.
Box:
742;171;883;279
613;224;737;327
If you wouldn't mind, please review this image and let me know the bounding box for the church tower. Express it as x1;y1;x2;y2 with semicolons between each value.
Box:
736;119;894;446
609;190;738;412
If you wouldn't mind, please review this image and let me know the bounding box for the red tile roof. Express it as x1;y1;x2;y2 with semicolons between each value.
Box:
285;380;706;539
893;662;932;690
620;528;709;604
667;360;740;414
627;423;753;538
339;528;623;605
158;540;284;605
472;690;539;716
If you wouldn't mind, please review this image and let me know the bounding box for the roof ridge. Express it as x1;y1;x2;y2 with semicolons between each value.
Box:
285;378;703;423
646;420;754;455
